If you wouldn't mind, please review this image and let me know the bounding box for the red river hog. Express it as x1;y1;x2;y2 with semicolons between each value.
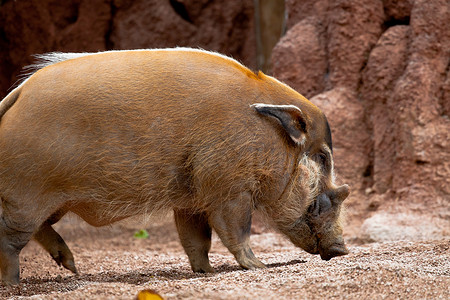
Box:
0;48;350;285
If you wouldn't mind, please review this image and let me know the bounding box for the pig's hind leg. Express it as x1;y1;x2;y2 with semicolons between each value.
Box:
207;192;266;271
33;210;77;274
174;209;215;273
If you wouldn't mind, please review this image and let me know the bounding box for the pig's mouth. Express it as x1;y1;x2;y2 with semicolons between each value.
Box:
318;243;349;261
303;230;349;260
298;234;349;260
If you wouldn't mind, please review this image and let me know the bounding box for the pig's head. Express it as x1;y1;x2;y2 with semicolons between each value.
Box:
252;102;350;260
289;185;350;260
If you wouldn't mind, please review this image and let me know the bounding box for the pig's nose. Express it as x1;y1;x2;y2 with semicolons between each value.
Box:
319;244;349;261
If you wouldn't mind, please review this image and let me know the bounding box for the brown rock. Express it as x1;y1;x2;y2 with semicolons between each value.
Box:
285;0;329;29
0;0;111;98
109;0;195;49
357;0;449;220
110;0;256;69
55;0;111;51
388;0;450;207
361;25;410;106
382;0;413;22
279;0;385;93
276;1;449;223
361;25;410;193
310;88;371;192
327;0;384;89
271;17;327;98
0;0;256;99
442;70;450;117
1;0;449;241
360;212;448;242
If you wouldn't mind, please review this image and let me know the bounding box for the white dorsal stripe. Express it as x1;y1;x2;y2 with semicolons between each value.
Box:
23;48;243;80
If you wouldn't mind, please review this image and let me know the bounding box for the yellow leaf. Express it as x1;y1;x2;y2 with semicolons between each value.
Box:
136;289;164;300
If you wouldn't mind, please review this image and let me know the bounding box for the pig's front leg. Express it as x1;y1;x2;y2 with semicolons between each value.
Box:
0;216;34;285
174;210;215;273
208;192;266;270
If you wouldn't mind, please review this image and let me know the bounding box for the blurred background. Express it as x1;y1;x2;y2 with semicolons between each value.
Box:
0;0;448;242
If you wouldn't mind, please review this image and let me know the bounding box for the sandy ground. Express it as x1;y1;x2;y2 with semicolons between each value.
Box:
1;214;449;299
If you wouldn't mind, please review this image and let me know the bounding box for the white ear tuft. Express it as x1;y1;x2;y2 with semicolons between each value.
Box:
251;103;307;146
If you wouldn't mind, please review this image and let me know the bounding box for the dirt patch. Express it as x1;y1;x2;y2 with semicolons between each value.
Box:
1;215;448;299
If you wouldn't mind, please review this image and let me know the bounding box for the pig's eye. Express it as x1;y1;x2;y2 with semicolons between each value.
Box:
314;151;332;173
313;153;327;167
318;153;327;165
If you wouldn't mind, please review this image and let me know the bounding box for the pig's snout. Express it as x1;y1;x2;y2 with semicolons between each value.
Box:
319;243;349;261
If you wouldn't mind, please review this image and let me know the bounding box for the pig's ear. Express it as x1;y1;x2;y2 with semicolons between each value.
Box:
251;103;307;145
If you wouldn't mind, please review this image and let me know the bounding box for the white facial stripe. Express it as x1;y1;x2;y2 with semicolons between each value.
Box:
322;144;336;183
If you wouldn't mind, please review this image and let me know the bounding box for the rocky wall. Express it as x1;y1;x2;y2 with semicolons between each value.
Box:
1;0;448;241
0;0;256;99
273;0;449;240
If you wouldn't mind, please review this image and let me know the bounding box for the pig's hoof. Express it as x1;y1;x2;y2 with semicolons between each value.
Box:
1;276;20;286
51;250;77;274
62;258;78;274
192;264;215;273
239;258;266;270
